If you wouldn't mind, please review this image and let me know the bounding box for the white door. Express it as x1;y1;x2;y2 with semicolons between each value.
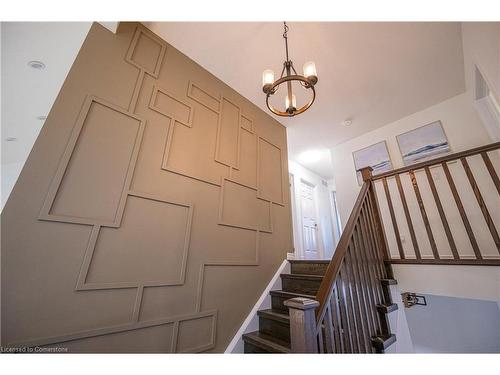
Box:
300;180;320;259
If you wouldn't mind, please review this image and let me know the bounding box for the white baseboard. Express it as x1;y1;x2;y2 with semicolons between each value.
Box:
224;259;290;353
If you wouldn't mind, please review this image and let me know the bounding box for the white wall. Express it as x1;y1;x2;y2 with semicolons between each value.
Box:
1;22;116;212
394;264;500;302
331;92;498;301
331;92;493;224
288;160;336;259
385;283;414;353
462;22;500;101
404;294;500;353
462;22;500;142
1;22;93;212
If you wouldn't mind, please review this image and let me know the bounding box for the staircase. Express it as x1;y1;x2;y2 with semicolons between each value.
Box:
242;260;398;353
242;142;500;354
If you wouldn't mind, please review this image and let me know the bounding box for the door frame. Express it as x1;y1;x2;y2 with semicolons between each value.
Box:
289;173;301;258
329;190;342;246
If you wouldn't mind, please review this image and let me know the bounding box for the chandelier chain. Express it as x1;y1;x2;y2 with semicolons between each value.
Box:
283;22;290;63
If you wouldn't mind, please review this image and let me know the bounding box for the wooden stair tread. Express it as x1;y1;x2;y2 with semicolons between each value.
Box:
257;309;290;324
243;331;291;353
269;290;316;299
288;260;331;264
371;334;397;351
376;303;399;313
280;273;324;280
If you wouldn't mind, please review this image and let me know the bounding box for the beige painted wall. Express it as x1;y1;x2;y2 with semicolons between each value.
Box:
0;22;292;352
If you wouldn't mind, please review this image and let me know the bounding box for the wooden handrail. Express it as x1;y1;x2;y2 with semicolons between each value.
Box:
372;141;500;180
288;142;500;353
371;141;500;265
293;165;394;353
315;167;372;323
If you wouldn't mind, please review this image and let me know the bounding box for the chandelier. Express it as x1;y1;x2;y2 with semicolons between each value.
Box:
262;22;318;117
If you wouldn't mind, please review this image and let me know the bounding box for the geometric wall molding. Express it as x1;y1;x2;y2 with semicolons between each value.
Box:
176;313;218;353
241;114;253;132
218;178;272;233
149;84;193;127
4;23;290;353
215;97;241;169
10;24;226;352
194;229;261;313
162;79;287;208
160;83;230;187
9;309;217;352
231;126;258;188
86;194;192;286
257;137;285;206
187;81;221;114
39;95;145;227
76;191;193;291
126;26;166;78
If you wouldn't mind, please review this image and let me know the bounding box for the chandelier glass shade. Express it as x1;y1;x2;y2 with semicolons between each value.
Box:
262;22;318;117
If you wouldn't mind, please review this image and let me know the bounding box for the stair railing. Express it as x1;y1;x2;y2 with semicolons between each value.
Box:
371;141;500;265
287;167;391;353
286;141;500;353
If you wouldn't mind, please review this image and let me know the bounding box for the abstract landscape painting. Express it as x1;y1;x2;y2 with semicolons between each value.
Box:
353;141;393;186
397;121;450;165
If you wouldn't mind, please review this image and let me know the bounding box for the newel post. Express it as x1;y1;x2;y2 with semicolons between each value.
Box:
359;166;373;182
284;297;319;353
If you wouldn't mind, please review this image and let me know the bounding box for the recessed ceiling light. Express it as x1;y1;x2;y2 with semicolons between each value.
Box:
5;137;18;142
343;119;352;126
28;60;46;70
36;116;47;121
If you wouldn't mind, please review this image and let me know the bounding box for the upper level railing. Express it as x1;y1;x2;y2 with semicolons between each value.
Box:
285;142;500;353
372;142;500;265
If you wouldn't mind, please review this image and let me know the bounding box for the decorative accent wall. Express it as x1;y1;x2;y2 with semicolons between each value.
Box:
1;22;292;353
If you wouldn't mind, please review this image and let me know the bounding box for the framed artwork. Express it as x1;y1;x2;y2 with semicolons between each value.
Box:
352;141;393;186
397;120;451;166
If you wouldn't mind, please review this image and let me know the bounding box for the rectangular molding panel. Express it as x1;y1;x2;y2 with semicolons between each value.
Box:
0;22;292;353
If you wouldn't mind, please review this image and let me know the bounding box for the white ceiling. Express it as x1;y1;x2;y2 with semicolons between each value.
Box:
1;22;92;165
1;22;466;180
145;22;466;178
